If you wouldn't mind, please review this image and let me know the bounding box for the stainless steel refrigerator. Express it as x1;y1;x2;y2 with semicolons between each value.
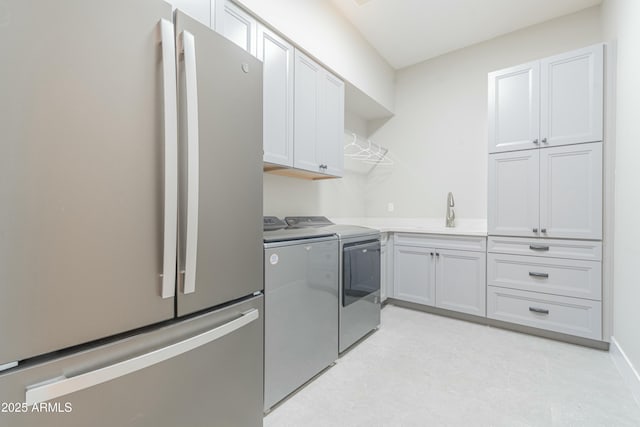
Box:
0;1;264;426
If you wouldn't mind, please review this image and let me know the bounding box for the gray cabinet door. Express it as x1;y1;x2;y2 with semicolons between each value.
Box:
175;12;263;316
0;0;174;366
435;249;486;316
393;245;435;306
293;49;323;173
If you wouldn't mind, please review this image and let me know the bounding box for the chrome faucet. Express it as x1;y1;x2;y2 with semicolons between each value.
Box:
446;192;455;227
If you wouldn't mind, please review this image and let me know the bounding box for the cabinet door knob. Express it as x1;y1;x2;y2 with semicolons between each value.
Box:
533;139;539;144
541;228;547;233
532;228;538;233
542;138;548;143
430;252;434;256
436;253;440;257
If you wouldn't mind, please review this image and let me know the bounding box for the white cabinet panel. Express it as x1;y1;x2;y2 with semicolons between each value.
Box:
393;245;435;306
168;0;211;27
319;72;345;177
436;250;486;316
214;0;256;56
488;253;601;300
257;25;294;167
380;243;387;302
293;49;344;177
293;50;322;173
539;142;602;239
488;62;540;153
488;150;539;237
487;286;602;340
487;236;602;261
540;45;603;147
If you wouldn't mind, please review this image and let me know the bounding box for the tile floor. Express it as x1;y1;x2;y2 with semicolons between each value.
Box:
264;305;640;427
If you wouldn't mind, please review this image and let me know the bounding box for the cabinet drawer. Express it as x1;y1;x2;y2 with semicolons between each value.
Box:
488;253;601;300
487;286;602;340
394;233;486;252
487;236;601;261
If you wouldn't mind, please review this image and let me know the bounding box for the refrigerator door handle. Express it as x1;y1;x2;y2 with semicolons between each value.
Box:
25;308;259;406
160;19;178;299
181;30;200;295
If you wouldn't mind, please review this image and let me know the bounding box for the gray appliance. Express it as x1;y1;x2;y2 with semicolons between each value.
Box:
285;217;381;353
0;2;264;426
263;217;339;411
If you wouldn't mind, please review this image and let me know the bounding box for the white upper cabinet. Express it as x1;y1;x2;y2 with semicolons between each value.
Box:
293;49;344;177
214;0;257;56
539;142;602;240
257;25;294;167
488;44;603;153
293;50;322;173
540;45;604;148
488;150;540;237
318;71;345;177
167;0;212;27
488;62;540;153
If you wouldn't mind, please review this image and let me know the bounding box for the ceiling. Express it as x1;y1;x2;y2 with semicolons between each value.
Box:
330;0;602;69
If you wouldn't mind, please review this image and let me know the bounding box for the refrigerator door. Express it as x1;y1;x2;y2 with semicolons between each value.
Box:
174;11;264;316
0;0;176;366
0;296;264;427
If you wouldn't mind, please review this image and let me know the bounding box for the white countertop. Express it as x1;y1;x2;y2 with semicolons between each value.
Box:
329;217;487;237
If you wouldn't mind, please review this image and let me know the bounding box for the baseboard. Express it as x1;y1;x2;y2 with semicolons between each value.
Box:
610;337;640;407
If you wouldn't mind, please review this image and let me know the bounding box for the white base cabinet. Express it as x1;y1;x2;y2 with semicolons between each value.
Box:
393;234;486;317
487;237;602;340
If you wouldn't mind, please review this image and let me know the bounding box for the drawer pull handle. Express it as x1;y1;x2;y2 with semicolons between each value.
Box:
529;272;549;278
529;307;549;315
529;245;549;251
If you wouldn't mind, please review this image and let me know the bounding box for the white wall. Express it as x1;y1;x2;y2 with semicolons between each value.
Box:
366;7;603;218
235;0;395;113
601;0;640;379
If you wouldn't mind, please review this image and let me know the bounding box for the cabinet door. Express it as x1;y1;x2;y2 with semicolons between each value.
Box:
539;142;602;239
435;250;486;316
318;71;345;177
167;0;211;27
293;49;322;173
257;25;294;167
393;246;435;306
488;150;539;237
540;44;603;148
488;62;540;153
214;0;256;56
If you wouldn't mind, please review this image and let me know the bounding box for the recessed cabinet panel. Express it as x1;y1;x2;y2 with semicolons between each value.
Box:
487;286;602;340
539;143;602;239
214;0;256;56
393;245;435;306
436;250;486;316
540;45;603;147
167;0;211;27
488;150;539;237
293;50;322;173
257;25;294;167
319;72;345;177
488;62;539;153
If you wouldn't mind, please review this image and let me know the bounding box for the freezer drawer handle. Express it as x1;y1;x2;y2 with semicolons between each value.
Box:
160;19;178;299
25;308;259;406
181;30;200;295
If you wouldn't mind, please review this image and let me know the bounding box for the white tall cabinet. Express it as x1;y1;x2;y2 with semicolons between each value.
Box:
488;44;603;153
487;44;605;341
